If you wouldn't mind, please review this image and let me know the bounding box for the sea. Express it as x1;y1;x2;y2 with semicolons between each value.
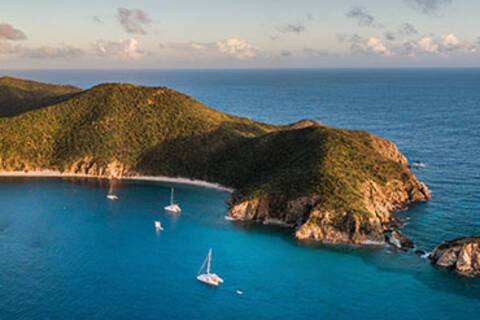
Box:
0;69;479;319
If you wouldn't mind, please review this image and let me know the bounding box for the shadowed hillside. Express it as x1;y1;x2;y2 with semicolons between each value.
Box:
0;77;81;117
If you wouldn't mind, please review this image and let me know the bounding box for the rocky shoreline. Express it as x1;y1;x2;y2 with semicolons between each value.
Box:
227;135;431;246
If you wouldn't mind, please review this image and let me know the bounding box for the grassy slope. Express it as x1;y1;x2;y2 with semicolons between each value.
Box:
0;77;416;220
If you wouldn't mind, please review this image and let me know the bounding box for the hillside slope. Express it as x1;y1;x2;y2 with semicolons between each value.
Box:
0;77;81;117
0;77;430;245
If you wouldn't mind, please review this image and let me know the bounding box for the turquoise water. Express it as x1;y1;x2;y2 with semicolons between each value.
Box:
1;70;479;319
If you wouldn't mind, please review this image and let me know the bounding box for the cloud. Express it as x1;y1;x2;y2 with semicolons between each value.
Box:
0;42;83;59
0;23;27;41
276;23;306;35
160;38;259;60
338;34;390;55
116;8;151;34
401;33;475;55
398;23;418;36
346;7;378;27
366;37;391;55
22;45;84;59
416;37;439;53
215;38;258;59
95;38;143;59
404;0;452;15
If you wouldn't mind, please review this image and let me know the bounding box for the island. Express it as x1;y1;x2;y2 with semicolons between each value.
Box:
0;76;430;246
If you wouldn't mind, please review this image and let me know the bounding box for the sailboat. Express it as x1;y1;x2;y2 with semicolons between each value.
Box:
154;221;164;231
196;249;223;286
106;180;119;200
164;188;181;213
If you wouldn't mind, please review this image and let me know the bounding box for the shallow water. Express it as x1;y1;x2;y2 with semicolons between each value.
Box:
1;69;479;319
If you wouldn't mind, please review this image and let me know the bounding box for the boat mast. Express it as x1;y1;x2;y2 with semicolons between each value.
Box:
207;249;212;274
170;188;174;205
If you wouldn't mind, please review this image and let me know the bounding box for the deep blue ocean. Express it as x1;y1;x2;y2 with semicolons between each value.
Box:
0;69;479;319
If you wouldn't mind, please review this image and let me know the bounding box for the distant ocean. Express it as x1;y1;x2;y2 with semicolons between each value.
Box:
1;69;479;319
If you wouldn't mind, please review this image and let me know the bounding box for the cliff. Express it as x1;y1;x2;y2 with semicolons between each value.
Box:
0;77;430;245
430;237;480;277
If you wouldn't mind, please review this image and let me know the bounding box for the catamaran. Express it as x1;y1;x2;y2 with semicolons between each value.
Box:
197;249;223;286
106;181;119;200
164;188;181;213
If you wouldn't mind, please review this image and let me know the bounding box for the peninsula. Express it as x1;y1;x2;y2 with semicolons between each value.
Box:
0;76;431;246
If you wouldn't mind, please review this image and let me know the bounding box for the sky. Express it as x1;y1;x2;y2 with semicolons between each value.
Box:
1;0;479;69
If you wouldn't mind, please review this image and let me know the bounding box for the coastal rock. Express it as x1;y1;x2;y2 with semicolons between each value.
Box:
414;249;427;257
430;237;480;277
386;230;415;250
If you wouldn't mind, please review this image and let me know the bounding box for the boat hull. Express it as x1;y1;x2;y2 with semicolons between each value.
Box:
197;273;223;286
164;204;181;214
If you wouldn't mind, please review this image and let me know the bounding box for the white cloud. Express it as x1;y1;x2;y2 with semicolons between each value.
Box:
401;33;476;55
95;38;142;59
366;37;390;55
443;33;459;47
215;38;258;59
416;36;439;53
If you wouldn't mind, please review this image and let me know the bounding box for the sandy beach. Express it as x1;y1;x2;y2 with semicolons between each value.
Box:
0;170;234;193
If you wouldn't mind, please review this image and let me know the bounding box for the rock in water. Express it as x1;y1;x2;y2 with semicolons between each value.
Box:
386;230;415;250
430;237;480;277
414;249;427;257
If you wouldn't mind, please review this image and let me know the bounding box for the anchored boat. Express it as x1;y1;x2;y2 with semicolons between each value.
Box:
164;188;181;214
106;180;119;200
197;249;223;286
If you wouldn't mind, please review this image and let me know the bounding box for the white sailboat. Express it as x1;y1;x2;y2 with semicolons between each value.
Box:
106;180;119;200
164;188;181;213
154;221;164;231
196;249;223;286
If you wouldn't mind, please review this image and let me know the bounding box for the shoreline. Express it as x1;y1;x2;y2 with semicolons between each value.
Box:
0;170;234;193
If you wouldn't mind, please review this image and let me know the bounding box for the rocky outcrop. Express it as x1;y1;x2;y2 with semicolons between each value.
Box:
386;230;415;250
430;237;480;277
228;174;429;245
227;134;431;246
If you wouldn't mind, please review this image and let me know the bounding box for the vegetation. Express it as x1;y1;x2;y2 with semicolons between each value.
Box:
0;77;420;222
0;76;80;117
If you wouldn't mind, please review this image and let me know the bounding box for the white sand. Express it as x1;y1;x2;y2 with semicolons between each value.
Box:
0;170;233;193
